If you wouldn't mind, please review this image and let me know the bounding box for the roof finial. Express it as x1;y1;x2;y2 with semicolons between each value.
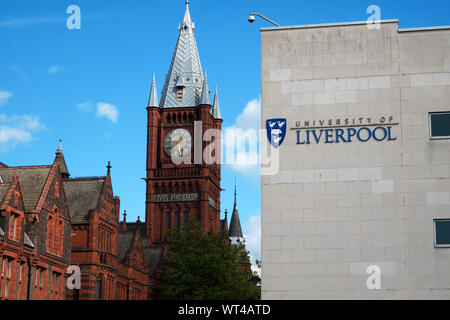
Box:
186;0;189;4
107;161;111;174
59;138;62;151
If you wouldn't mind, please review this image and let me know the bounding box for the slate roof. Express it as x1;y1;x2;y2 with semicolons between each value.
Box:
125;222;147;237
55;149;70;177
0;166;51;211
63;177;105;224
117;233;135;262
143;247;163;275
229;205;243;238
159;2;204;108
229;186;243;238
24;232;35;248
0;183;11;202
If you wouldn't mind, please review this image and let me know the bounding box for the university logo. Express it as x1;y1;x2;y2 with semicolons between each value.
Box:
266;118;287;148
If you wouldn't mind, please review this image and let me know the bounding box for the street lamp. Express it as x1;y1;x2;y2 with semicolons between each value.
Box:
248;12;281;26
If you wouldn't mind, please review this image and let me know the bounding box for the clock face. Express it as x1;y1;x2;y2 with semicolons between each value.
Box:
164;128;192;157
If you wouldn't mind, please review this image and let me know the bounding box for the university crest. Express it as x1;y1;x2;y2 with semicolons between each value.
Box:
266;118;287;148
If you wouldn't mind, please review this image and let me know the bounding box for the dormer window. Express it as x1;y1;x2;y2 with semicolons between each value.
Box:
9;212;20;242
177;87;184;102
176;76;185;102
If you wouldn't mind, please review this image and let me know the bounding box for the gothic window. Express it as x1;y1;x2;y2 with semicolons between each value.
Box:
0;257;13;300
9;212;20;241
58;219;64;255
47;208;63;256
166;212;171;230
175;212;180;230
17;262;27;300
183;211;189;235
96;276;103;300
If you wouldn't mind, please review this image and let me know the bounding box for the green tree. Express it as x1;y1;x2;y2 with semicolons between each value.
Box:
158;219;259;300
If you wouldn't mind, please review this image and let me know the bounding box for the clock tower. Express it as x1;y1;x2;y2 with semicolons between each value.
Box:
145;1;223;244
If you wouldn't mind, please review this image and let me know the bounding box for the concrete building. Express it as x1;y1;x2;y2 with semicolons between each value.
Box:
261;20;450;299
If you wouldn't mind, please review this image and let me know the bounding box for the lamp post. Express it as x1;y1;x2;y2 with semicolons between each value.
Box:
248;12;281;26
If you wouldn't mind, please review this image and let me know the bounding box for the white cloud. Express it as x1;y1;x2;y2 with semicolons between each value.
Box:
244;214;261;265
76;101;94;112
232;98;261;132
224;98;261;177
96;102;119;123
0;114;45;151
47;66;60;74
76;101;120;123
0;91;13;106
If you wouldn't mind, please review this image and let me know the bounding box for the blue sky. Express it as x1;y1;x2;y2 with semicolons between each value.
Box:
1;0;449;263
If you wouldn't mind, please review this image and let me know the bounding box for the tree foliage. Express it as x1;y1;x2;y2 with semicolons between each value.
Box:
158;219;259;300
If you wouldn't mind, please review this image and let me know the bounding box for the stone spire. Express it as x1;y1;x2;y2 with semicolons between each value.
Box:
212;85;222;119
200;70;211;105
229;180;244;244
147;72;159;107
55;138;70;179
159;1;204;108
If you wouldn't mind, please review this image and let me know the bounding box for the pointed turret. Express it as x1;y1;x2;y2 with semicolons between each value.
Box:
55;139;70;179
200;70;211;105
148;72;159;107
212;85;222;119
160;1;204;108
229;180;244;244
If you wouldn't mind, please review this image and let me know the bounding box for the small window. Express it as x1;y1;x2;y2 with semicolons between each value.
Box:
166;212;171;230
429;112;450;139
434;219;450;247
177;87;184;102
174;212;180;230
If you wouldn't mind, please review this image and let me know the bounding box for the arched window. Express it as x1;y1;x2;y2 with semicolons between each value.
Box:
96;276;103;300
47;215;54;252
166;212;171;230
9;212;20;241
58;220;64;255
174;212;180;230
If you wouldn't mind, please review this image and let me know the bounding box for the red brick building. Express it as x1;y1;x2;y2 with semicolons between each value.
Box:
0;158;72;300
0;2;245;300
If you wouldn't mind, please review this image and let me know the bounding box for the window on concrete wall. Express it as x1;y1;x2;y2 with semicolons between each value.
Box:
429;112;450;139
434;219;450;247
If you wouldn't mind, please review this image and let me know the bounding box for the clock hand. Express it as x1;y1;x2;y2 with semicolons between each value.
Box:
177;141;182;156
